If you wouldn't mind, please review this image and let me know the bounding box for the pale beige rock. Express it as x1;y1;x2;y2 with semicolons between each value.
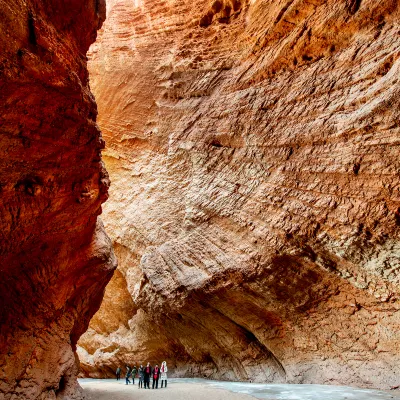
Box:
79;0;400;389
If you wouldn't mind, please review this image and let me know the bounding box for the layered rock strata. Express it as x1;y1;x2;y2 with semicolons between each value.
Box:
79;0;400;389
0;0;115;398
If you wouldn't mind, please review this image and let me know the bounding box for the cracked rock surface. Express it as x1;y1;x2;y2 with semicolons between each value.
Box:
0;0;116;398
78;0;400;389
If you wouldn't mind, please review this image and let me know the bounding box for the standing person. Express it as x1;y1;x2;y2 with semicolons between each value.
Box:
138;365;144;389
143;362;152;389
152;364;160;389
160;361;168;388
131;365;138;385
116;366;121;381
125;365;131;385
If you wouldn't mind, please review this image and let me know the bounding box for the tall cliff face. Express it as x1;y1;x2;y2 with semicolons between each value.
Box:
0;0;116;399
78;0;400;389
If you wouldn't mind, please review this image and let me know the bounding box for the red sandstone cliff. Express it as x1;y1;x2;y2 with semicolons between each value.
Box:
79;0;400;390
0;0;116;398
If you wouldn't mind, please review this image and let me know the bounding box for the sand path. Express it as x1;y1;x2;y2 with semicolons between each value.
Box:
81;379;254;400
80;379;400;400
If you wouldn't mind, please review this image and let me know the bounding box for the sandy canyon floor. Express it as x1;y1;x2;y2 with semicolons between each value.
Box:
80;379;400;400
80;379;252;400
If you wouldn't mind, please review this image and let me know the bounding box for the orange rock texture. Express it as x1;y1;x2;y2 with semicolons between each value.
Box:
78;0;400;389
0;0;116;398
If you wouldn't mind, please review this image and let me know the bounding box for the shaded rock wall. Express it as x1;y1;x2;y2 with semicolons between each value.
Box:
0;0;116;398
79;0;400;389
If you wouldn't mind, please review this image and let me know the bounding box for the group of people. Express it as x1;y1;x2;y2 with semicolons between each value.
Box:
116;361;168;389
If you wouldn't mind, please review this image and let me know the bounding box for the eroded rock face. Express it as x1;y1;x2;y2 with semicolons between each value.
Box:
78;0;400;389
0;0;116;398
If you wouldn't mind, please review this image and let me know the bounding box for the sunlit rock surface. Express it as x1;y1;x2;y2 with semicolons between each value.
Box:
78;0;400;389
0;0;116;398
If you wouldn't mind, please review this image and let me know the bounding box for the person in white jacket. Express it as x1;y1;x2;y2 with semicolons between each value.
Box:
160;361;168;388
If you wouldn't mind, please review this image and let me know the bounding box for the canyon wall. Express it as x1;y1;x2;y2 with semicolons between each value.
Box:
0;0;116;399
78;0;400;389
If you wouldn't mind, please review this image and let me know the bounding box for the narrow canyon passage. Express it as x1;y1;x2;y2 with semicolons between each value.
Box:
1;0;400;399
78;0;400;391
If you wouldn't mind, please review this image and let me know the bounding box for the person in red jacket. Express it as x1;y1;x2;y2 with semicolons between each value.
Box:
152;364;160;389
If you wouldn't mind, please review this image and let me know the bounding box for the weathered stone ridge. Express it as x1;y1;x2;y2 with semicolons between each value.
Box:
79;0;400;390
0;0;115;399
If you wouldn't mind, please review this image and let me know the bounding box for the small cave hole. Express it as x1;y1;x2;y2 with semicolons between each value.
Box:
199;12;214;28
55;375;66;395
218;17;230;24
221;5;232;19
211;0;223;13
353;162;360;175
377;21;386;31
231;0;242;12
377;59;394;76
15;175;43;196
348;0;362;15
28;11;37;46
210;139;223;148
302;54;313;62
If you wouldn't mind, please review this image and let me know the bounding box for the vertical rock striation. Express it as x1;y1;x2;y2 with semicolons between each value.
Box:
79;0;400;390
0;0;116;398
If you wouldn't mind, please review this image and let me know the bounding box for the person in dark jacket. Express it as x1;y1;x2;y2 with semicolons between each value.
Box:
116;366;121;381
131;365;138;385
125;366;131;385
152;364;160;389
143;362;152;389
138;365;144;389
